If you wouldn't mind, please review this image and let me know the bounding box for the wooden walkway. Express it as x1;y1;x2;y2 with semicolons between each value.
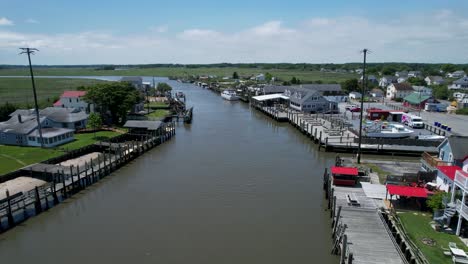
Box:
333;186;405;264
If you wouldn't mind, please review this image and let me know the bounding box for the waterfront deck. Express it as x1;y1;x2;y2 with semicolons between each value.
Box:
333;186;404;264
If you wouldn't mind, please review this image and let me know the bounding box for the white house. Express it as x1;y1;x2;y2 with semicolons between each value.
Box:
447;70;466;78
54;90;93;113
386;83;414;99
448;77;468;90
379;76;398;88
425;76;445;86
349;92;362;100
285;86;338;113
251;74;265;81
412;86;433;96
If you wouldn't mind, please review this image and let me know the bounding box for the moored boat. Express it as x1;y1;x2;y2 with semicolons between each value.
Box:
364;121;413;138
221;90;239;101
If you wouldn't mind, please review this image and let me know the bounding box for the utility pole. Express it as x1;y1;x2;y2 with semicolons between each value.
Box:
357;48;369;164
20;47;44;148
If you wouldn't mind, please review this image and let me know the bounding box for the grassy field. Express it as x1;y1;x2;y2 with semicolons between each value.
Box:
0;77;108;106
145;102;169;108
146;109;170;118
0;131;122;176
398;211;468;264
0;67;358;83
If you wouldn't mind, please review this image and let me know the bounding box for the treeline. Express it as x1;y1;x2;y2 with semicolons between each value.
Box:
2;63;468;73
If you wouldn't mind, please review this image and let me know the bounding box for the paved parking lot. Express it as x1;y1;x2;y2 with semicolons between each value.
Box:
338;101;468;137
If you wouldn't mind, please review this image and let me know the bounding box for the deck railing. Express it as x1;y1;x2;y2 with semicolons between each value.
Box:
455;199;468;220
455;170;468;190
421;152;449;168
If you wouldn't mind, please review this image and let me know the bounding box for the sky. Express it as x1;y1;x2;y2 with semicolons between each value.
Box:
1;0;468;65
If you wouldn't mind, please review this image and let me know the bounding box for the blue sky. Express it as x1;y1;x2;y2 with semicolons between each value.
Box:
1;0;468;64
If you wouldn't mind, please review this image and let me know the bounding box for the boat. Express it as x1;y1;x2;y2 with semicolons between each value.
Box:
364;121;413;138
221;90;239;101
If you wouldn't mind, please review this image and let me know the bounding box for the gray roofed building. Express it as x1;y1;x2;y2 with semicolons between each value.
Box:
260;85;288;95
285;86;338;113
39;107;88;124
124;120;163;131
449;77;468;90
445;136;468;161
425;76;445;86
292;84;342;94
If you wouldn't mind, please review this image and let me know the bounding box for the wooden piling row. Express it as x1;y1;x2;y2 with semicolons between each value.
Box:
0;123;176;233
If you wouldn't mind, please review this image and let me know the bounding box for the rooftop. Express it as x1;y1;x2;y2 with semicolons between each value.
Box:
61;90;87;98
392;83;413;91
123;120;163;131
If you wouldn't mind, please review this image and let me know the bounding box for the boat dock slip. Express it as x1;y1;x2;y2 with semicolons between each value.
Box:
252;102;439;155
324;172;407;264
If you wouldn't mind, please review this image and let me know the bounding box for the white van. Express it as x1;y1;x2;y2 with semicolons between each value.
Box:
401;113;424;128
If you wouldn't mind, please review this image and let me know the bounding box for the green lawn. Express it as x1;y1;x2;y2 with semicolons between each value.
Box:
59;131;122;150
0;146;63;175
0;131;122;176
0;77;109;106
145;102;169;108
0;67;358;83
362;162;390;184
398;212;468;264
146;109;170;119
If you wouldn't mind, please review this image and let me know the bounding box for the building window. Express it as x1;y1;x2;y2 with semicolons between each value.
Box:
449;153;453;163
69;98;72;103
440;150;445;160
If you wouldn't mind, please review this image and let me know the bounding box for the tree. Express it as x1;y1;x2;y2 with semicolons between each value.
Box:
0;102;18;122
381;66;396;76
433;84;450;100
156;83;172;95
84;82;140;125
232;71;239;79
265;72;273;82
341;79;359;93
427;191;450;212
441;64;457;73
290;77;300;84
407;77;426;86
87;112;102;138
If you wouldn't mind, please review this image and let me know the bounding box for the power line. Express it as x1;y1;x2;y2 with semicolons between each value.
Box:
19;47;44;148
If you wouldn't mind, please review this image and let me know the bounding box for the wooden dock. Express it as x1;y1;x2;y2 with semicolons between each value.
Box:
324;170;407;264
0;122;176;233
252;104;438;155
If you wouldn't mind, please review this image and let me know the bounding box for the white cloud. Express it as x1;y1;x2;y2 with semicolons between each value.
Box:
0;10;467;64
149;25;168;33
0;17;14;26
25;18;39;24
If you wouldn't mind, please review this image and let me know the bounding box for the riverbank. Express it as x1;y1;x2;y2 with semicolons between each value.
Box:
0;122;175;233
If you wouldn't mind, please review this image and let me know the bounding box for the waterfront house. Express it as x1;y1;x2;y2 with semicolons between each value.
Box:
448;77;468;90
421;136;468;192
379;76;398;88
120;76;143;90
123;120;164;135
0;107;87;147
285;87;338;113
447;70;466;78
53;90;93;113
257;85;288;95
386;83;414;100
425;76;445;86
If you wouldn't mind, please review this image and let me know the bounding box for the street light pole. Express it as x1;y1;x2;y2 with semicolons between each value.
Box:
20;47;44;148
357;48;369;164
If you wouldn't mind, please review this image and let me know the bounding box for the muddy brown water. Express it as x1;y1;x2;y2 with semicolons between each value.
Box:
0;80;337;264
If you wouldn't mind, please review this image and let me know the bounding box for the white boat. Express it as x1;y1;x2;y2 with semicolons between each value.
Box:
364;122;413;138
221;90;239;101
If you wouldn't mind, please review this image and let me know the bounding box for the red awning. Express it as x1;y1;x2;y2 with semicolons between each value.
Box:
331;166;358;176
386;184;428;198
437;165;463;181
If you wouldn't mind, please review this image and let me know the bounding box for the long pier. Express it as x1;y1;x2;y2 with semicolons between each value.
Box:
0;122;176;233
252;104;438;155
323;169;408;264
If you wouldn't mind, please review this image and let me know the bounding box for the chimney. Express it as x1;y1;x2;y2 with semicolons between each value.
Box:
17;114;22;123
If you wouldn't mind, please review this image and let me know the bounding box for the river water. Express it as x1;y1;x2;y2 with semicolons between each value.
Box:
0;79;337;263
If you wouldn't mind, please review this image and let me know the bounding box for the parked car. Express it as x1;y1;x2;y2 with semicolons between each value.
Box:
349;107;361;112
345;105;357;111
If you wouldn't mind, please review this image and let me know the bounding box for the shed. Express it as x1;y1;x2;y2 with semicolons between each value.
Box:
123;120;163;135
403;92;433;109
331;166;358;186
